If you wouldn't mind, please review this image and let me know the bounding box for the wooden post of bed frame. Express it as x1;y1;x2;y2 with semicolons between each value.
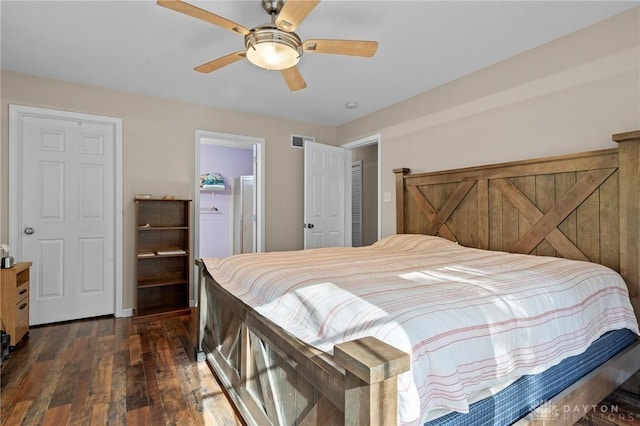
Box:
394;168;410;234
614;130;640;395
613;130;640;313
334;336;410;426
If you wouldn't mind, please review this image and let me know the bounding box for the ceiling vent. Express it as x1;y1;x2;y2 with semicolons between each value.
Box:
291;134;315;148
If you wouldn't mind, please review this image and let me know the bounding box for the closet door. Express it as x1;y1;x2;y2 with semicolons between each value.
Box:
16;110;117;325
351;161;363;247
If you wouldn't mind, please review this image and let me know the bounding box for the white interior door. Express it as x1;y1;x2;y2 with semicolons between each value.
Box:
304;141;350;249
14;111;117;324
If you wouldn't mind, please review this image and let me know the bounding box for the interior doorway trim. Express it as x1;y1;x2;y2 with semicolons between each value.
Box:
194;129;265;270
8;104;124;317
341;134;382;241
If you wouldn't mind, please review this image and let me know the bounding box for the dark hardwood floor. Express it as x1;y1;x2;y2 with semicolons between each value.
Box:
0;311;242;426
577;388;640;425
1;311;639;425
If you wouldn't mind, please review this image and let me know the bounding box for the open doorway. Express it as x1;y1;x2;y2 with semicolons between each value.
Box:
342;134;381;247
199;144;253;257
194;130;265;266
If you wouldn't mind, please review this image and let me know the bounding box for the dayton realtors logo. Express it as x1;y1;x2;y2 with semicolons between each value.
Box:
532;401;561;421
532;400;639;423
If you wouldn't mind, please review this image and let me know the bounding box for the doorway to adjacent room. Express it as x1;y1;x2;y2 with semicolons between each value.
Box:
194;130;265;264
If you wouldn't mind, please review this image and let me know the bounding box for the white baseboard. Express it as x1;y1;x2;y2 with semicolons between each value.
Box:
118;308;134;318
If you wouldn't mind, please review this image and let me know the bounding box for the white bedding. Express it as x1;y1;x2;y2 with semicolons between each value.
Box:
203;234;639;425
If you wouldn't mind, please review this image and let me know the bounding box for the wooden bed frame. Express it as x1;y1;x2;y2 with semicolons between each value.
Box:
196;130;640;426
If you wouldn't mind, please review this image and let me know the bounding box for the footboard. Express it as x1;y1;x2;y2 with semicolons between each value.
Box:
195;260;410;426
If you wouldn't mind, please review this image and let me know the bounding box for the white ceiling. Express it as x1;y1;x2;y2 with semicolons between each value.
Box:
2;1;637;126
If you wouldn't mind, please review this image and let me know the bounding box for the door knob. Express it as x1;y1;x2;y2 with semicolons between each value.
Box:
24;227;35;235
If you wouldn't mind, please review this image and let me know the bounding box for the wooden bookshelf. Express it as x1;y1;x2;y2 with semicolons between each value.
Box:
135;198;192;319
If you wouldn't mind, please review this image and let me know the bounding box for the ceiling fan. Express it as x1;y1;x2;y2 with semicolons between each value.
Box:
157;0;379;91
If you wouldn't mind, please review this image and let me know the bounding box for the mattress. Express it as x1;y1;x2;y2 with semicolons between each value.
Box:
428;328;637;425
203;234;639;425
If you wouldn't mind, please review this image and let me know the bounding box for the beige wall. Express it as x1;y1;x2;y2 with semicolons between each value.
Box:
0;71;336;310
337;7;640;238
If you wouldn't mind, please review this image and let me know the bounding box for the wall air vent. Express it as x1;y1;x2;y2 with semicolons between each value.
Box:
291;134;315;148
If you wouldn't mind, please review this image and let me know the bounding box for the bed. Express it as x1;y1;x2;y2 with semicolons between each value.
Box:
195;130;640;425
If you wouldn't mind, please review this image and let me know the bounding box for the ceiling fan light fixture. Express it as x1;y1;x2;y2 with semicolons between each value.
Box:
245;26;302;71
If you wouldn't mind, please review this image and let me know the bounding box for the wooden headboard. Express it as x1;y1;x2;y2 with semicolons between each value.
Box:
394;130;640;313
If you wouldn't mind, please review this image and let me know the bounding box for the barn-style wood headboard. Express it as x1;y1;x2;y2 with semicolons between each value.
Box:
394;130;640;311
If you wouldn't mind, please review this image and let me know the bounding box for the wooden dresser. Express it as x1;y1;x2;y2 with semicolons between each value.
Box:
1;262;32;349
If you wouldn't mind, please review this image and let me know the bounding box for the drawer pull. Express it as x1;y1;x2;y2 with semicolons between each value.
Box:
19;289;27;295
18;302;28;310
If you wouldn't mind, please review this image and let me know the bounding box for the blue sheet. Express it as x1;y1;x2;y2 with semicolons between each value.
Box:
427;328;637;426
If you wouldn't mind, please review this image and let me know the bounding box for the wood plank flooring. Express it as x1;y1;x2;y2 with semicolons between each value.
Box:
0;311;242;426
1;311;639;425
577;389;640;425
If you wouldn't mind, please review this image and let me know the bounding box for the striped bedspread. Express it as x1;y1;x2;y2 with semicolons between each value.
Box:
203;234;639;425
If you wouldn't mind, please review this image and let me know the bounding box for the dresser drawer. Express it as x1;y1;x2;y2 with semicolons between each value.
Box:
17;281;29;302
1;262;32;348
15;298;29;339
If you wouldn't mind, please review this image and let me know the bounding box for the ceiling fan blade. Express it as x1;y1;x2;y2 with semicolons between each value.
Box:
303;39;378;57
194;51;246;73
280;66;307;91
157;0;249;36
276;0;320;32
